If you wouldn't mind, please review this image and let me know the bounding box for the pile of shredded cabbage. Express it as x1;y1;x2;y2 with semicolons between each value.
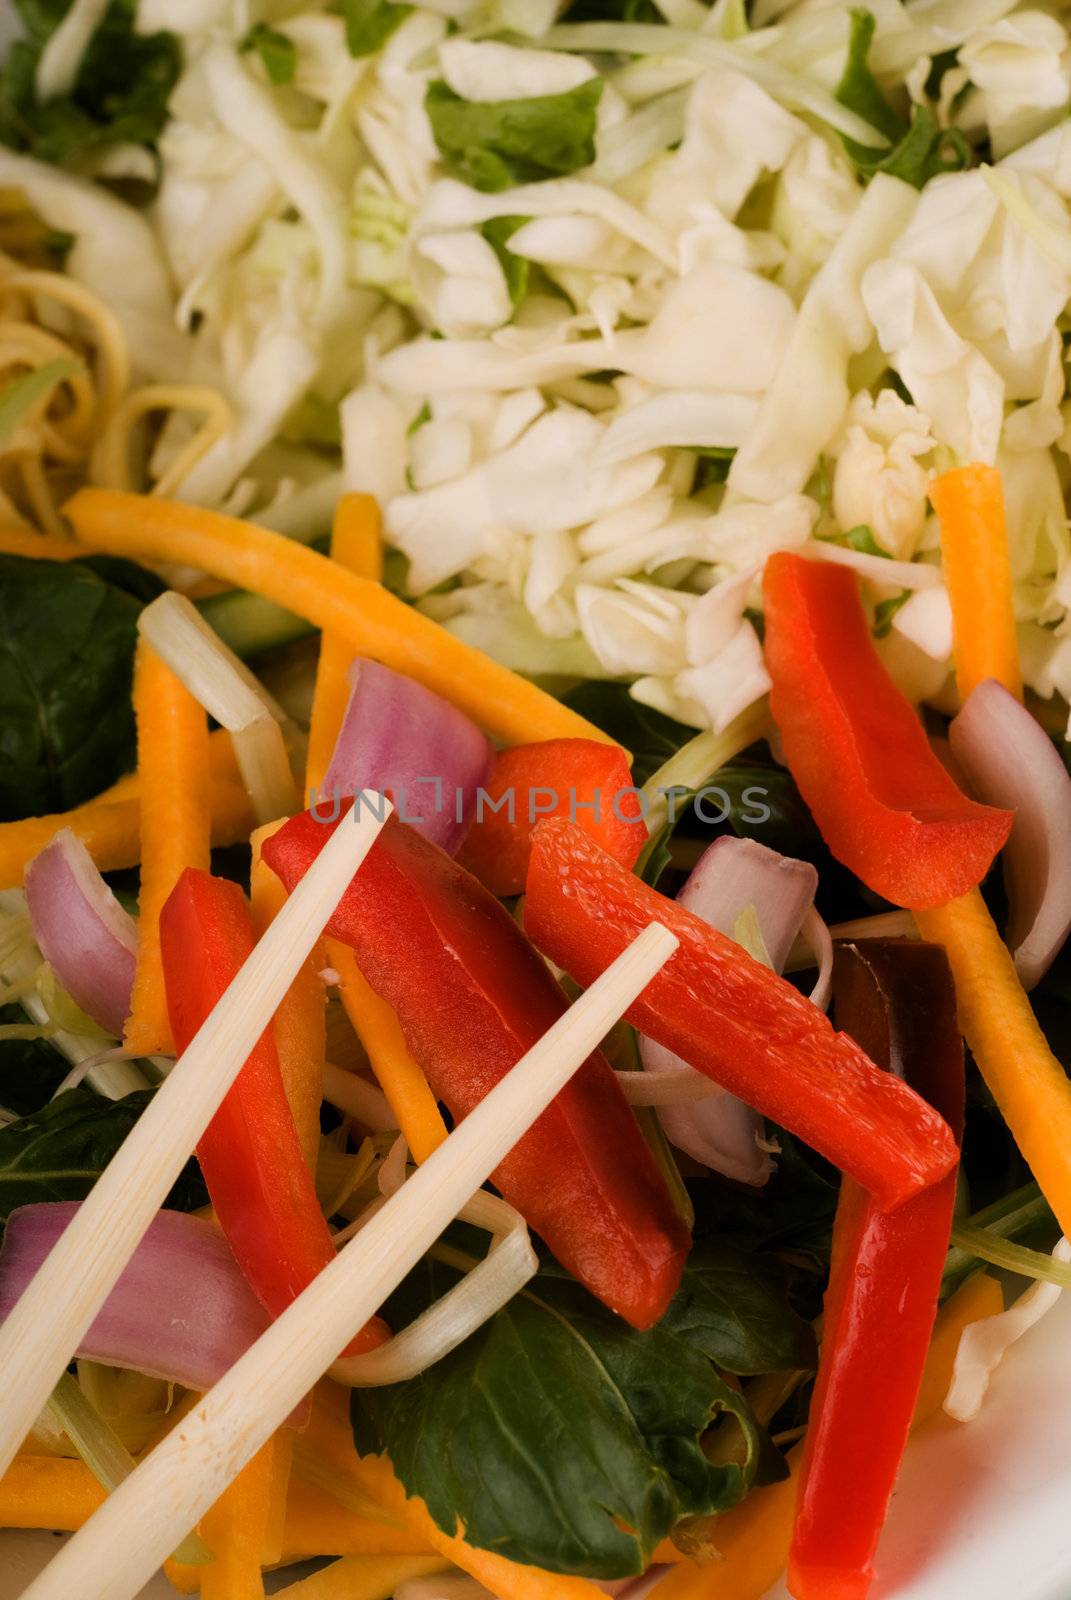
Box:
21;0;1071;731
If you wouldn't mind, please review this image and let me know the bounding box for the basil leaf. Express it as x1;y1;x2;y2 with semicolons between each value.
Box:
0;1;180;172
353;1258;763;1577
342;0;413;57
835;10;969;187
0;1008;70;1118
240;23;297;86
0;1089;207;1227
426;77;603;193
658;1240;817;1375
0;554;146;820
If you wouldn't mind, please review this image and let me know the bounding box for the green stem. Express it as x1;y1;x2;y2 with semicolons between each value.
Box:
948;1220;1071;1289
46;1374;212;1566
196;589;315;659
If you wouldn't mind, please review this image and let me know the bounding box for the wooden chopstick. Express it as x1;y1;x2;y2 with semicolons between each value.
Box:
0;799;393;1480
23;922;678;1600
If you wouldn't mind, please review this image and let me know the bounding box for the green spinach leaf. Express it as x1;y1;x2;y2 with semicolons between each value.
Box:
240;23;297;86
0;1007;69;1117
341;0;413;57
0;554;147;820
353;1255;763;1577
836;10;969;188
0;1;180;171
0;1089;207;1225
426;77;603;193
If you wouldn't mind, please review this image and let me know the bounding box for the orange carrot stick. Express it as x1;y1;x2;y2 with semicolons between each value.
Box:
329;944;447;1164
64;489;616;749
930;464;1022;703
915;890;1071;1238
305;494;382;800
124;640;212;1054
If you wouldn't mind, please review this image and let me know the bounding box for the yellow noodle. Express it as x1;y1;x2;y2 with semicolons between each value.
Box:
92;385;233;496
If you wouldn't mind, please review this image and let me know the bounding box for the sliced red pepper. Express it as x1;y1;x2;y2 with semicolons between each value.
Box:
788;939;965;1600
762;552;1012;909
263;809;690;1331
458;737;644;896
524;819;958;1210
159;868;387;1354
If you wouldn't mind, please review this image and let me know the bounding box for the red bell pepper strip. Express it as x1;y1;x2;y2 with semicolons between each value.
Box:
762;552;1012;909
262;809;690;1331
788;939;965;1600
458;737;644;896
523;820;958;1210
159;868;387;1354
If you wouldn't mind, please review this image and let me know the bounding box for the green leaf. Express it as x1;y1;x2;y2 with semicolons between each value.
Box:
658;1241;817;1375
835;10;970;188
480;215;530;308
0;1089;207;1227
341;0;413;57
0;1006;70;1118
0;1;180;172
0;554;147;821
872;588;910;637
72;555;165;606
562;681;695;789
817;522;886;557
240;23;297;86
352;1256;764;1577
426;77;603;193
0;357;81;449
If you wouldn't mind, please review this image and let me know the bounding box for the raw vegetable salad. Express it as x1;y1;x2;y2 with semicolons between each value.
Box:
0;0;1070;1597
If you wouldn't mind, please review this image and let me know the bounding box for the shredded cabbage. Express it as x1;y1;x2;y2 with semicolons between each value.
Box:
6;0;1071;728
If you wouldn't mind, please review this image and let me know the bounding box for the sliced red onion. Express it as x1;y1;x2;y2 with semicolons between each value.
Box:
950;678;1071;990
24;828;137;1038
640;837;818;1186
321;659;493;854
800;906;833;1013
0;1203;269;1392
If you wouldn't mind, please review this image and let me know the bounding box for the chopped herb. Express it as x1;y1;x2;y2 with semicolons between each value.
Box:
240;23;297;86
425;77;603;193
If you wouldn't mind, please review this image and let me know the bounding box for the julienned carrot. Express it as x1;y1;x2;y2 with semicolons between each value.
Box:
0;526;86;560
272;1554;450;1600
930;464;1023;703
0;1453;104;1530
0;781;253;891
124;641;212;1055
64;489;615;749
306;494;382;798
328;941;447;1164
915;891;1071;1238
648;1272;1003;1600
199;1439;276;1600
298;495;447;1162
250;823;327;1174
282;1480;437;1560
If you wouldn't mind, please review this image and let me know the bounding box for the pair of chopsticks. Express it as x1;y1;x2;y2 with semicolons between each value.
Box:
0;799;677;1600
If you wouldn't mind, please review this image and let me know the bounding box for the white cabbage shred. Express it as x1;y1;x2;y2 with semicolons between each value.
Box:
115;0;1071;728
